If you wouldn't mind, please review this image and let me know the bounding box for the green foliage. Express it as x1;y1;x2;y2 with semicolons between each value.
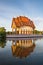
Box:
0;27;6;39
0;27;6;32
33;30;42;35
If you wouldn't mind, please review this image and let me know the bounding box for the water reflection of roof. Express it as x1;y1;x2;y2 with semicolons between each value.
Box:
11;43;35;58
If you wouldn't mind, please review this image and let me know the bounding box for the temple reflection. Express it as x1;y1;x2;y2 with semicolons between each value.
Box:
11;39;35;58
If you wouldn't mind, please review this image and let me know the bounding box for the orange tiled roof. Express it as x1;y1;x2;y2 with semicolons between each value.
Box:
12;16;35;29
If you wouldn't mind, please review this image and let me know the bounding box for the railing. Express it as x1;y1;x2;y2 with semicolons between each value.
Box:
6;34;43;38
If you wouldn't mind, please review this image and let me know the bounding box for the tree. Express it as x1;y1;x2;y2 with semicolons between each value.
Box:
0;27;6;39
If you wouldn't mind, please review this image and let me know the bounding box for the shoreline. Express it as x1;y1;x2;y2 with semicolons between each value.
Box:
6;35;43;40
6;34;43;38
0;34;43;39
0;34;43;40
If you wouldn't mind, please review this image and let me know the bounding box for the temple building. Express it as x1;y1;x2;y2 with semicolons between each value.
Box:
11;16;35;34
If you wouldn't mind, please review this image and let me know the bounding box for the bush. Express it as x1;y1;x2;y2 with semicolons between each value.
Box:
0;27;6;39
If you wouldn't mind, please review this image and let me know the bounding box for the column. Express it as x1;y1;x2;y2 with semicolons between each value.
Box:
25;29;26;34
12;28;14;32
19;29;21;34
22;29;24;34
27;29;29;34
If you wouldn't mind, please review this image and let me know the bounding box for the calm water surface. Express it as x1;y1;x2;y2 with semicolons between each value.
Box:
0;38;43;65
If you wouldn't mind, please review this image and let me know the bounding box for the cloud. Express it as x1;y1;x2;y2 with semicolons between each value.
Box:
31;17;43;31
32;17;43;21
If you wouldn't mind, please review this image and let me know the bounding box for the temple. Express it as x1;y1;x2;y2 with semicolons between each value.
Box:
11;16;35;34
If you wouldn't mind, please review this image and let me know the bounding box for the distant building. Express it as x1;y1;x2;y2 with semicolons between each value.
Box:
11;16;35;34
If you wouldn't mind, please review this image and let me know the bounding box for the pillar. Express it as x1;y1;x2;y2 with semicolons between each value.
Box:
12;28;14;32
27;30;29;34
25;29;26;34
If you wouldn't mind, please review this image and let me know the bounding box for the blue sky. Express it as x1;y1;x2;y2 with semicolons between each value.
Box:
0;0;43;31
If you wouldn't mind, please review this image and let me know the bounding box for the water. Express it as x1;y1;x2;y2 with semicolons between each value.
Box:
0;38;43;65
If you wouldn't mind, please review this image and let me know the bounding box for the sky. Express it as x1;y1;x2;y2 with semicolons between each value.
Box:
0;0;43;31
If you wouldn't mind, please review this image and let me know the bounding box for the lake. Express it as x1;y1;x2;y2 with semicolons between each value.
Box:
0;38;43;65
